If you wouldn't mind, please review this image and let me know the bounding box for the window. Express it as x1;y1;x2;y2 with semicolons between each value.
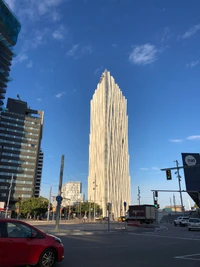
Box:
2;146;37;154
7;222;32;238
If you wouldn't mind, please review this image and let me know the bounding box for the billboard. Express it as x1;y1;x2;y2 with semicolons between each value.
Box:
181;153;200;206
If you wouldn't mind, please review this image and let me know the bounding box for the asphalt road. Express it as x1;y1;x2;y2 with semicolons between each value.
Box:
49;223;200;267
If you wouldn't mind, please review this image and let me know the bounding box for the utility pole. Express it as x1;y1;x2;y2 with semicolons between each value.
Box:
170;197;172;208
175;160;184;215
93;175;97;222
173;194;177;213
55;155;64;231
137;186;141;205
47;186;52;222
89;196;91;222
5;174;13;218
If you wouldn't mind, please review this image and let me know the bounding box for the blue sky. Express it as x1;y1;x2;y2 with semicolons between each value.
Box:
4;0;200;209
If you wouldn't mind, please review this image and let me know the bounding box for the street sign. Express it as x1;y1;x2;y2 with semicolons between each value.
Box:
124;201;127;208
56;195;63;202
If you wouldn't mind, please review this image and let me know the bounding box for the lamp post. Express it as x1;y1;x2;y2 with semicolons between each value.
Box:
5;174;13;218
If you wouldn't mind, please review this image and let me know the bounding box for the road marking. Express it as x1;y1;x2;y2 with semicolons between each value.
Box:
72;245;127;249
175;253;200;261
128;232;200;241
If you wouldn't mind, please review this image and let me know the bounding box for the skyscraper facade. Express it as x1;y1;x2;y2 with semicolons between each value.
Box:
0;1;21;110
35;149;44;198
0;98;44;207
88;70;131;218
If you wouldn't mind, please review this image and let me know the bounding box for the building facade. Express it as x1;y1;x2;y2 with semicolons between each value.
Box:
0;1;21;110
61;182;84;207
35;149;44;198
0;98;44;206
88;70;131;218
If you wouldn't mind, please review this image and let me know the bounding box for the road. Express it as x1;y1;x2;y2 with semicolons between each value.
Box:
35;222;200;267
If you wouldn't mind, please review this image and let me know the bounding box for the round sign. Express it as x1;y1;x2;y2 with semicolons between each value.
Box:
185;155;197;166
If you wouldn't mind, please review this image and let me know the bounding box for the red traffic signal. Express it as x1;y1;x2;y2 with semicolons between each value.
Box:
166;170;172;180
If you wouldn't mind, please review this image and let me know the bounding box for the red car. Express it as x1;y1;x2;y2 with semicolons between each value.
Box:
0;218;64;267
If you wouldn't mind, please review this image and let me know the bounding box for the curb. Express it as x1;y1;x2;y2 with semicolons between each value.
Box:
46;230;126;236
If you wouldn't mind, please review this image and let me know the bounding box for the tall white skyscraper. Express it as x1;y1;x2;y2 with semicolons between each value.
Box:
88;70;131;218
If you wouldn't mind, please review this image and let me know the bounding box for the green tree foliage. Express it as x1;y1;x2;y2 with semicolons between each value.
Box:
73;201;102;215
16;197;49;218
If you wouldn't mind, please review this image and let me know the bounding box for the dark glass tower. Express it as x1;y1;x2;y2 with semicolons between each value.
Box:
0;98;44;206
0;1;21;110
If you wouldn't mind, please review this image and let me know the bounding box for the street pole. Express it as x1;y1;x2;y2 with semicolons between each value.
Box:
138;186;141;205
93;175;97;222
5;174;13;218
173;194;177;213
55;155;64;231
89;196;91;222
47;186;52;222
175;160;184;215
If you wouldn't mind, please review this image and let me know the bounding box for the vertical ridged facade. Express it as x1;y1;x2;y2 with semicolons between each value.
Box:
88;70;130;218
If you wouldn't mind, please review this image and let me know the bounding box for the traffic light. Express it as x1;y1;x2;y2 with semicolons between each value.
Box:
157;204;160;209
166;169;172;180
154;199;158;208
155;191;158;198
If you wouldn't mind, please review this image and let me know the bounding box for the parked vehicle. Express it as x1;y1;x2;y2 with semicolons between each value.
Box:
0;218;64;267
118;216;126;222
126;205;156;224
188;218;200;231
174;216;189;227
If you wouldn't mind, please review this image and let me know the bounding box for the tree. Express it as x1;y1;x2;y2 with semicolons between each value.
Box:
73;201;102;216
16;197;49;219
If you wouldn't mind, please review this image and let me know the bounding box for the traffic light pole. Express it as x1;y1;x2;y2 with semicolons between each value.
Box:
175;160;184;215
55;155;64;231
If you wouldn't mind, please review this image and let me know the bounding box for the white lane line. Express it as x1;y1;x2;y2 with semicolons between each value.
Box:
72;245;127;249
175;257;200;261
128;232;200;241
175;253;200;258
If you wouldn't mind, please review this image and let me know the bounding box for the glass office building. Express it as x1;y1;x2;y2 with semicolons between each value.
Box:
0;0;21;110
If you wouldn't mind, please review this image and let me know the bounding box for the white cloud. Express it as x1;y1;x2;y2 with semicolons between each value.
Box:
37;98;42;102
169;139;183;143
129;43;157;65
81;45;93;54
182;24;200;39
12;53;28;66
52;30;63;40
140;168;149;171
66;44;79;56
7;0;65;22
161;27;172;43
52;25;66;40
55;91;65;98
152;167;160;171
186;60;199;68
26;60;33;68
94;66;103;74
187;135;200;140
